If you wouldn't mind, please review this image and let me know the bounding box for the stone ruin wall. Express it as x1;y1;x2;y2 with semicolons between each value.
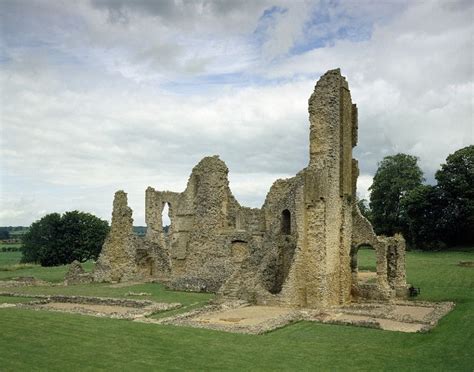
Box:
93;191;138;282
144;156;256;292
92;68;408;308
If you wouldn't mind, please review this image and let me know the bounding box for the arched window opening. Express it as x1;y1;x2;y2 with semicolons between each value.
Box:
281;209;291;235
162;202;171;234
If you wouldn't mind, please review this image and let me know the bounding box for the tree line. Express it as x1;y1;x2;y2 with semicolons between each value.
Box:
359;145;473;250
0;226;29;240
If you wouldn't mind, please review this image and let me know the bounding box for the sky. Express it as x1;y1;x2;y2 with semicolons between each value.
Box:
0;0;473;226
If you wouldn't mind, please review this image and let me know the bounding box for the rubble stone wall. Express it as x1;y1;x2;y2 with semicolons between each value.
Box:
93;191;138;282
92;68;408;306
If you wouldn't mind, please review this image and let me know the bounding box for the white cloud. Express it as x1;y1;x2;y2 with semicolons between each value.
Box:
0;0;472;225
356;174;374;202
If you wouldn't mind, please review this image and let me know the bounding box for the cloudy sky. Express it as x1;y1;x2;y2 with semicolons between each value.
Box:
0;0;472;226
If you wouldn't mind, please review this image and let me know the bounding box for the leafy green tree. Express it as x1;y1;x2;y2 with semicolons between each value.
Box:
435;145;474;245
369;153;424;236
21;211;109;266
21;213;63;265
400;185;446;250
356;198;372;222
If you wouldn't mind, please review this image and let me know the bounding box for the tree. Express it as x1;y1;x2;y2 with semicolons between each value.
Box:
21;213;62;265
400;185;446;250
0;228;10;240
356;198;372;222
435;145;474;246
369;153;424;236
21;211;109;266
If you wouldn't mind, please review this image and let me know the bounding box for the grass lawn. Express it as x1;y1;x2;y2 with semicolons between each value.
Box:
0;251;23;266
0;249;472;371
0;295;37;303
357;246;377;271
0;243;22;248
0;251;94;282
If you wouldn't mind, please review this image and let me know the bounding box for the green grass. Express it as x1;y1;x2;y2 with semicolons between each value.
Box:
357;247;377;271
0;252;95;282
0;263;36;272
0;242;22;248
1;282;214;307
0;295;37;303
0;250;473;371
0;251;23;266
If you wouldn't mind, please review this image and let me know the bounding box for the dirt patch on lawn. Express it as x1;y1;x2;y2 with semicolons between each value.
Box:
195;306;294;326
391;305;434;321
153;302;300;334
38;302;135;315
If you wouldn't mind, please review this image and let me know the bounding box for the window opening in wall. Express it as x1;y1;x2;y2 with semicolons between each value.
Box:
353;245;377;285
162;202;171;234
281;209;291;235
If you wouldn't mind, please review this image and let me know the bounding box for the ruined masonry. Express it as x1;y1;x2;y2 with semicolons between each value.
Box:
93;69;408;308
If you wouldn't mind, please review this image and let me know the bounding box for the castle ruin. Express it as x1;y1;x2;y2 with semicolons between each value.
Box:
93;69;408;308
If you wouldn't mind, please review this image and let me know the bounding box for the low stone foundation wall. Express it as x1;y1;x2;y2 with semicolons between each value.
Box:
153;300;455;334
166;277;222;293
0;292;181;320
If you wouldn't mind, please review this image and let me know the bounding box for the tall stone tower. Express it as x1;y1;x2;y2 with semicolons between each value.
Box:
288;69;357;307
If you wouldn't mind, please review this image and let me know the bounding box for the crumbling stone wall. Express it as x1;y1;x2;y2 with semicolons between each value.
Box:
93;191;138;282
94;191;170;283
92;68;408;306
141;156;259;291
223;70;360;307
64;261;92;285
